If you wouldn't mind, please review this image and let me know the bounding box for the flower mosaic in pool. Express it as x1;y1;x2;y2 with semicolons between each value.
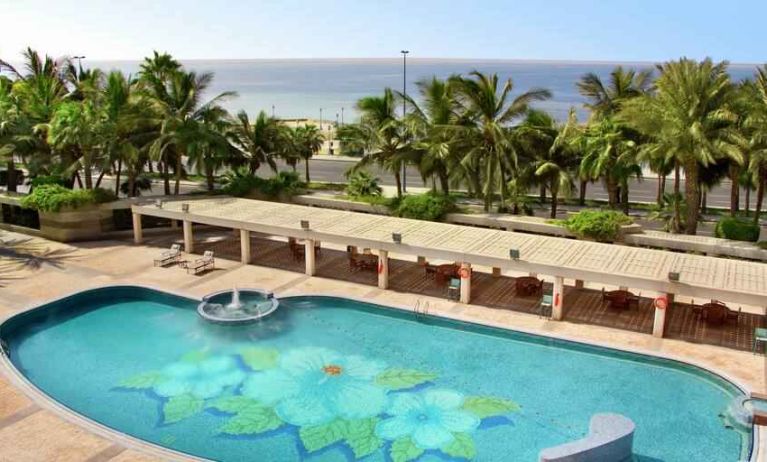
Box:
0;287;752;461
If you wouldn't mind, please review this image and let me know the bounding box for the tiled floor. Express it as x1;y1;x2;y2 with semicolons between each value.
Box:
0;228;765;461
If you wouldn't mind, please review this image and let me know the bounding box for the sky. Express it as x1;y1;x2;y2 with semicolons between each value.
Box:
1;0;766;63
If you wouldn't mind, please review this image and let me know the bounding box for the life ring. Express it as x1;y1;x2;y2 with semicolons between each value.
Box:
377;260;384;274
654;296;668;310
555;292;560;307
459;267;471;279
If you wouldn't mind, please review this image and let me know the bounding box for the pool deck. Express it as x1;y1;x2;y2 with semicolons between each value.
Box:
0;229;765;461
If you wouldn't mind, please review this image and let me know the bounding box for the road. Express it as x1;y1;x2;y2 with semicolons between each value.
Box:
31;157;744;209
264;158;745;209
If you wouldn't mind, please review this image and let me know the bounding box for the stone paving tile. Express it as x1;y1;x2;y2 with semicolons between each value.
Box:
0;374;33;420
107;450;165;462
0;410;113;461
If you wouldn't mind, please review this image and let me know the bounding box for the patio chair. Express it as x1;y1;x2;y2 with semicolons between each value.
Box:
539;294;553;318
701;302;727;326
447;278;460;300
154;244;181;267
186;251;215;275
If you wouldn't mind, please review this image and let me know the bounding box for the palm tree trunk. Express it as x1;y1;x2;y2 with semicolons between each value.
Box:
162;161;171;195
661;173;666;196
745;186;751;216
673;162;681;232
74;171;83;189
95;170;106;189
304;158;311;183
206;164;215;192
5;161;17;193
550;191;558;218
606;177;619;209
730;165;740;216
701;188;707;215
539;185;546;202
393;171;402;198
174;155;182;195
579;180;587;206
438;170;449;196
83;156;93;190
128;170;136;197
754;168;765;225
683;161;700;235
114;158;122;196
656;175;663;205
621;180;630;214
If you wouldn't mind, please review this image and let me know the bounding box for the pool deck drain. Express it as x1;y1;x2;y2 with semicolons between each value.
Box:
0;229;764;461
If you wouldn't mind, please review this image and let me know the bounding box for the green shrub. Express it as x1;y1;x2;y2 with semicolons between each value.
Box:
714;217;760;242
221;170;303;198
29;174;68;188
561;210;632;242
20;185;116;212
346;170;383;198
393;193;456;222
758;241;767;250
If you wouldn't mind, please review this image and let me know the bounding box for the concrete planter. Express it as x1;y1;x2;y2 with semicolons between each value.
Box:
38;205;114;242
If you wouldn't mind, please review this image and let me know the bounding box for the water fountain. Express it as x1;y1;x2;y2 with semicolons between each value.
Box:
197;286;279;324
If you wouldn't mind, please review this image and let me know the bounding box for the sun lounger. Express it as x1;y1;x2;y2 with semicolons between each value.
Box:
154;244;181;267
186;251;214;275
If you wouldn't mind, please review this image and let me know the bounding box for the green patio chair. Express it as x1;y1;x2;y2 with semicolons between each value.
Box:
754;328;767;354
447;278;460;300
539;294;553;318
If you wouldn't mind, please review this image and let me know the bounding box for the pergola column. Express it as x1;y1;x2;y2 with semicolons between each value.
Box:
183;220;194;253
378;250;389;289
652;293;672;338
551;276;565;320
240;229;251;264
305;239;316;276
132;213;143;244
574;279;584;289
459;262;472;304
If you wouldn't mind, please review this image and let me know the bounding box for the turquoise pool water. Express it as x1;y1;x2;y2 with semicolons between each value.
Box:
0;287;750;461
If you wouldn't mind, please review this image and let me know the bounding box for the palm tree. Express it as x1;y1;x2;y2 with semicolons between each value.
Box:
744;65;767;224
46;100;106;189
293;124;324;183
229;110;281;174
577;66;652;118
451;71;551;211
187;106;239;191
622;58;743;234
402;77;465;195
0;48;69;186
348;88;411;197
527;109;579;218
145;70;236;195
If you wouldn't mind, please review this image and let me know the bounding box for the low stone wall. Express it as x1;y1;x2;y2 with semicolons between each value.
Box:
38;206;114;242
291;194;392;215
625;230;767;262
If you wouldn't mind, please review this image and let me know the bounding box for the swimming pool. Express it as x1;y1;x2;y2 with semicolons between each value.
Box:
0;286;752;461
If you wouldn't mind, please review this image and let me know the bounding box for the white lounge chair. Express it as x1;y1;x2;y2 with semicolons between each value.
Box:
154;244;181;267
187;251;214;275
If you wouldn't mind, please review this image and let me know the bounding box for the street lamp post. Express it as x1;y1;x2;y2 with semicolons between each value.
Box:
272;105;275;118
319;108;323;129
73;55;86;72
341;107;344;126
400;50;409;193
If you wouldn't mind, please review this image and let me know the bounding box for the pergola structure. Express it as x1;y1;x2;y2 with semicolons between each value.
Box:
132;197;767;338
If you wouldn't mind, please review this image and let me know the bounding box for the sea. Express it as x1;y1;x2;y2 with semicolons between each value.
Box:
6;58;759;122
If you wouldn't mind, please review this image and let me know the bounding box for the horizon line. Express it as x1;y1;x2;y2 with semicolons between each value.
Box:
6;56;761;67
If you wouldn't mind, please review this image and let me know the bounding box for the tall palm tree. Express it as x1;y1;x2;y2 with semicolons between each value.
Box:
451;71;551;211
292;124;324;183
402;77;464;195
0;48;69;186
229;110;281;174
145;70;236;195
622;58;743;234
348;88;411;197
744;65;767;224
524;109;579;218
577;66;652;118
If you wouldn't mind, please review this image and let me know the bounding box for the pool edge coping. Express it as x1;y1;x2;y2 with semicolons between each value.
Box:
0;282;761;462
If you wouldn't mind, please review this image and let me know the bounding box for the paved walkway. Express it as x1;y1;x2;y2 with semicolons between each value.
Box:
0;230;765;460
